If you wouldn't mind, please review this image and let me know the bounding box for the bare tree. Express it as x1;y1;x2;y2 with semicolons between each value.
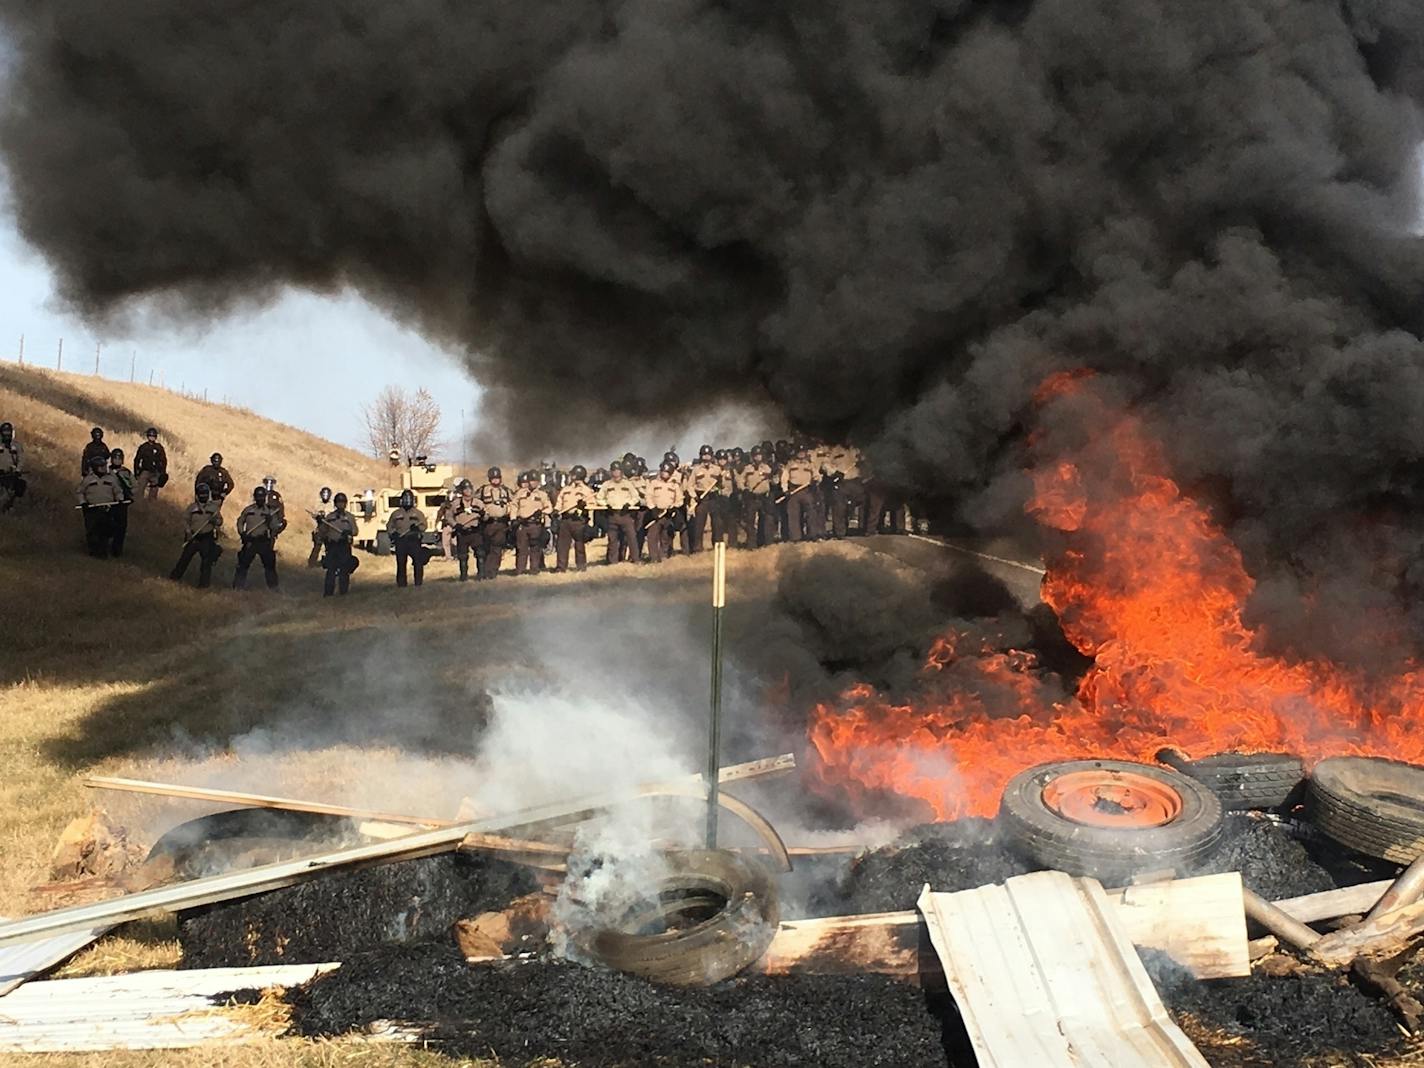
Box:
362;386;443;460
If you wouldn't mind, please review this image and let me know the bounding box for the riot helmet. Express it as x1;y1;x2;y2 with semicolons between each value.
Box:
570;465;588;481
0;422;12;442
145;427;158;439
210;452;223;466
333;492;348;508
90;427;104;441
400;489;415;509
319;486;333;504
487;466;502;481
195;482;212;503
252;486;268;504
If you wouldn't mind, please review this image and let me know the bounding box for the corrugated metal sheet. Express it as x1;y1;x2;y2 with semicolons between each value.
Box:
0;921;112;997
918;871;1210;1068
0;963;337;1051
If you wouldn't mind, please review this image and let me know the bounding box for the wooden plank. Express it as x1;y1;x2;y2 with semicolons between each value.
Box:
0;767;787;947
1310;898;1424;966
1273;880;1390;924
919;872;1210;1068
82;776;447;826
746;873;1249;983
1108;873;1249;979
84;754;795;831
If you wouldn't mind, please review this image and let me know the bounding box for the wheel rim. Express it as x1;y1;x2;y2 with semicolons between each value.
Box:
1042;769;1183;828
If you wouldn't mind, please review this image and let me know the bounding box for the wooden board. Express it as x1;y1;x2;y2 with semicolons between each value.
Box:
0;764;789;948
745;873;1248;982
919;872;1209;1068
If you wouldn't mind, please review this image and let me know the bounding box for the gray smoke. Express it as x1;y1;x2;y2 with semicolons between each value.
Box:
6;0;1424;660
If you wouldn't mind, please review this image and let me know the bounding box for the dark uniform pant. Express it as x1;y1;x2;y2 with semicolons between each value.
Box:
479;521;507;579
234;536;279;589
514;521;545;574
394;532;425;587
689;495;725;551
454;528;479;579
81;506;114;557
646;516;675;562
323;541;355;596
0;473;26;511
864;483;905;534
171;534;221;587
109;502;129;557
825;478;865;538
785;488;824;542
606;512;638;564
556;518;588;570
741;494;772;548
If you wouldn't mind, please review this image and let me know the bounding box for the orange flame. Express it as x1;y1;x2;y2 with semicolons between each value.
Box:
809;389;1424;821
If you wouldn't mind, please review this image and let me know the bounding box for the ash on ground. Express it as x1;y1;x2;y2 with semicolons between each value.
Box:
286;940;948;1068
179;853;539;968
1143;951;1406;1068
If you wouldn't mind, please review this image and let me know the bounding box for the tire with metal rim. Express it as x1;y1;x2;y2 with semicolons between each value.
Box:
998;759;1224;881
1307;757;1424;863
575;849;779;986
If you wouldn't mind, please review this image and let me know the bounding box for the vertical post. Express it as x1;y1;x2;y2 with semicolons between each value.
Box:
129;352;136;382
94;341;101;375
17;334;23;365
57;338;63;370
705;540;727;848
149;369;154;386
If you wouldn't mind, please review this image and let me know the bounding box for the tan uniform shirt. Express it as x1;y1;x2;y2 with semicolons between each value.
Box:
686;461;722;497
237;503;284;539
450;497;485;532
645;476;683;510
77;472;124;506
184;500;224;539
555;482;598;515
780;458;819;492
319;510;359;543
0;440;24;475
821;446;862;480
739;462;773;496
387;506;427;537
512;487;552;521
597;478;643;510
476;482;511;519
717;465;736;495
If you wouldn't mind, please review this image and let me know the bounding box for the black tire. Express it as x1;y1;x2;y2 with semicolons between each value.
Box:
1171;752;1305;811
576;849;779;986
147;808;361;878
374;531;392;556
998;760;1224;881
1308;757;1424;863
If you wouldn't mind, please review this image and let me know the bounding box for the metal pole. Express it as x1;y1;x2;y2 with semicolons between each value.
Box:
17;334;23;365
705;540;727;848
94;341;101;375
149;369;154;386
129;351;135;382
57;338;63;370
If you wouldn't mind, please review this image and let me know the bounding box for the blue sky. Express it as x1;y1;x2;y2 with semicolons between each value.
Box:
0;215;482;454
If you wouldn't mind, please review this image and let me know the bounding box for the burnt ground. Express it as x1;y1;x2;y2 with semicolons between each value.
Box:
178;852;539;968
285;940;949;1068
1146;951;1411;1068
190;805;1416;1066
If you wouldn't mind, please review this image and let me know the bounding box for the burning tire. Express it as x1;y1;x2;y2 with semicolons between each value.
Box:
575;849;779;986
1307;757;1424;863
147;808;361;878
998;760;1224;880
1161;750;1306;811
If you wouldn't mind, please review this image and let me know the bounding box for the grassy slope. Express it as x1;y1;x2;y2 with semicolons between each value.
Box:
0;368;917;1063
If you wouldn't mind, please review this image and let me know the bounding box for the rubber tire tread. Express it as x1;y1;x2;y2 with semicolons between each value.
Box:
998;759;1224;882
147;808;359;877
1176;753;1305;811
1308;757;1424;863
581;849;778;986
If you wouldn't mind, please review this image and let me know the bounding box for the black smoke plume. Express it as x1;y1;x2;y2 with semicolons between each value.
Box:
6;0;1424;659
